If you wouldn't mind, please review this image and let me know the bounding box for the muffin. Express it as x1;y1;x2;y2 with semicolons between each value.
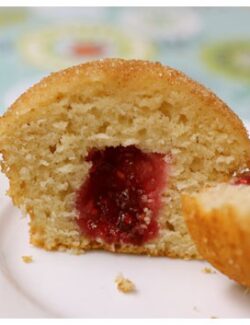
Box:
182;170;250;286
0;59;249;258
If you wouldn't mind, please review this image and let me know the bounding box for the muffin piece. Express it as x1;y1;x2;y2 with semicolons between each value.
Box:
182;170;250;286
0;59;249;258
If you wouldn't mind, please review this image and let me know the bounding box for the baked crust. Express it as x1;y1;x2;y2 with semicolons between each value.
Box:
182;194;250;286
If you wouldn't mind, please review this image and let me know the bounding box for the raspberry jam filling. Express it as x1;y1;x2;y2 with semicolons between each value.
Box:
76;145;168;245
232;169;250;185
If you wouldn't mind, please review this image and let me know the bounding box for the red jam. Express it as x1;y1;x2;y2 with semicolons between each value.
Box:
233;170;250;185
76;146;168;245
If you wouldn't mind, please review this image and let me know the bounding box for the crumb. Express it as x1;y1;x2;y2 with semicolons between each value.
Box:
21;255;33;263
210;316;218;319
115;274;136;293
193;306;199;312
202;267;216;274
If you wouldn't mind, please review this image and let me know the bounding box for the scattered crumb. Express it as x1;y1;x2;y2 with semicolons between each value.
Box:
193;306;199;312
21;255;33;263
202;267;216;274
210;316;218;319
115;274;136;293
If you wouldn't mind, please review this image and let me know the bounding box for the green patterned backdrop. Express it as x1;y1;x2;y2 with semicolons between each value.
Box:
0;7;249;125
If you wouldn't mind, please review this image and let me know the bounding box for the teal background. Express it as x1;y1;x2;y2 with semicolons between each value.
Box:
0;7;250;122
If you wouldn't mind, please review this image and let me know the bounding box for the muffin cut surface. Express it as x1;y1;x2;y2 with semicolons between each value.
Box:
0;59;249;258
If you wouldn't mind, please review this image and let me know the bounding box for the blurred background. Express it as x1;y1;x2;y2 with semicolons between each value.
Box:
0;7;250;123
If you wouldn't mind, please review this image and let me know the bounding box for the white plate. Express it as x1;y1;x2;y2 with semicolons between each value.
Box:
1;120;250;318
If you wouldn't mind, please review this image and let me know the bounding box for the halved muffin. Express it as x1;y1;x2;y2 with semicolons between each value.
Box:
0;59;249;258
182;170;250;286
